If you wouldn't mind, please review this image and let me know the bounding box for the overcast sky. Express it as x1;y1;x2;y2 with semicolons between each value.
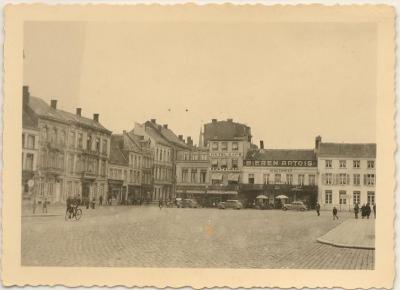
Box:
23;21;377;148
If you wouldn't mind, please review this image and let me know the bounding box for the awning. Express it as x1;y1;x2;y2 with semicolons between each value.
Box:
207;190;238;195
228;173;240;182
211;173;223;180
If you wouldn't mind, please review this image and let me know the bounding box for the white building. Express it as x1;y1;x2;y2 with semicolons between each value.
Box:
315;136;376;211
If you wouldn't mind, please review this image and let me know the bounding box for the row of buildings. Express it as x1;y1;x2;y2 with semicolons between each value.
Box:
22;86;376;210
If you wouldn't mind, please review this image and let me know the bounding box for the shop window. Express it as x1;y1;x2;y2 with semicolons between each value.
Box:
325;190;332;204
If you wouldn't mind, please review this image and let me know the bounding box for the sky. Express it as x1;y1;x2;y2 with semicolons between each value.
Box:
23;21;377;149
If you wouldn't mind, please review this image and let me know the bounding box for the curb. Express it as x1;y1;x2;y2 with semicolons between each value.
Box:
22;214;63;218
317;237;375;250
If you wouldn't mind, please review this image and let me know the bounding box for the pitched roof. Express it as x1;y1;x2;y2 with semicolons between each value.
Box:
145;121;189;149
28;96;111;134
22;109;39;130
246;149;317;161
109;135;128;166
204;119;251;142
318;143;376;158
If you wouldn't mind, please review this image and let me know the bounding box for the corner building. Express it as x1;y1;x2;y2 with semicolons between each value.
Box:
315;136;376;211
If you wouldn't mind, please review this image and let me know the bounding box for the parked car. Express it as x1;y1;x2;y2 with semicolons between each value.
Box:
218;200;243;210
178;199;199;208
282;201;307;211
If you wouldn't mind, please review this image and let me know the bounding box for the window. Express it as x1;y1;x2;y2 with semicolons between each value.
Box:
367;160;375;169
221;142;228;151
27;135;35;149
309;175;316;186
353;191;361;205
182;169;189;183
325;173;333;185
365;174;375;186
232;159;238;170
25;153;34;170
212;142;219;151
69;131;76;148
248;174;255;184
275;174;281;184
77;133;83;149
353;160;360;168
325;190;332;204
190;170;197;183
220;159;227;169
298;174;305;186
232;142;238;151
339;173;347;185
367;191;375;204
339;160;347;168
339;190;347;204
96;138;100;152
264;174;270;184
102;139;108;154
211;159;218;169
285;174;292;185
353;174;360;186
325;160;332;168
59;130;66;145
200;170;207;183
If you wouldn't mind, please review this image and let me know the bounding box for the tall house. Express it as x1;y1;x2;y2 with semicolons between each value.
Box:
175;137;210;205
315;136;376;211
131;119;187;201
23;86;112;204
108;135;129;204
203;118;252;199
22;102;40;201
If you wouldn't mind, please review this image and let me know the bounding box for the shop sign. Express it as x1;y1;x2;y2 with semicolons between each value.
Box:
244;160;317;167
210;152;242;157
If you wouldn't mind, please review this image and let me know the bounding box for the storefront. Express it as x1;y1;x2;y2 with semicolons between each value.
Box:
108;179;124;205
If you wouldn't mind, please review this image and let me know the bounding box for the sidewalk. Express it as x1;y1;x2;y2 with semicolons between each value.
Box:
317;218;375;249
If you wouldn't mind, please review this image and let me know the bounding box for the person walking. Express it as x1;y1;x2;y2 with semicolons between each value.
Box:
315;202;321;216
366;203;371;219
99;195;103;206
159;199;163;210
332;206;339;220
42;196;48;214
354;203;359;219
361;203;366;219
373;203;376;218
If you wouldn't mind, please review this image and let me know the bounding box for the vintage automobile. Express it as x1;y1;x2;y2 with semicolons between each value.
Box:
178;199;199;208
282;201;307;211
218;200;243;210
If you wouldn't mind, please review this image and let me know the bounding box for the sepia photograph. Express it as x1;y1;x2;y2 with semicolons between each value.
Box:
2;4;395;289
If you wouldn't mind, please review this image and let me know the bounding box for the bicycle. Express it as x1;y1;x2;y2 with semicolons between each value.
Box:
65;205;82;221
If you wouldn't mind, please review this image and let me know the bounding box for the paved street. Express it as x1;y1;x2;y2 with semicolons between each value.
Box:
21;206;374;269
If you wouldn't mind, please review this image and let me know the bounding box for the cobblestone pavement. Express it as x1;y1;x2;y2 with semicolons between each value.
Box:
21;206;374;269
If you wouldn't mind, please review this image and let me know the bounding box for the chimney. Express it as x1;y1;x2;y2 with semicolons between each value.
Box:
93;113;99;122
151;119;156;123
163;124;168;129
23;86;30;106
178;135;183;141
50;100;57;109
315;135;322;150
227;118;233;122
212;119;217;123
76;108;82;116
187;136;193;146
260;140;264;149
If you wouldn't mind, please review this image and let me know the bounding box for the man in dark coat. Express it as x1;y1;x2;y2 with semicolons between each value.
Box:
354;203;359;219
315;203;321;216
361;204;366;219
373;203;376;218
332;206;339;220
366;203;371;219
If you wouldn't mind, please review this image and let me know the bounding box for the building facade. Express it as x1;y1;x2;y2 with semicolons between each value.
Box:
315;136;376;211
175;145;210;205
23;86;112;204
203;118;252;201
241;143;318;208
108;135;129;204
